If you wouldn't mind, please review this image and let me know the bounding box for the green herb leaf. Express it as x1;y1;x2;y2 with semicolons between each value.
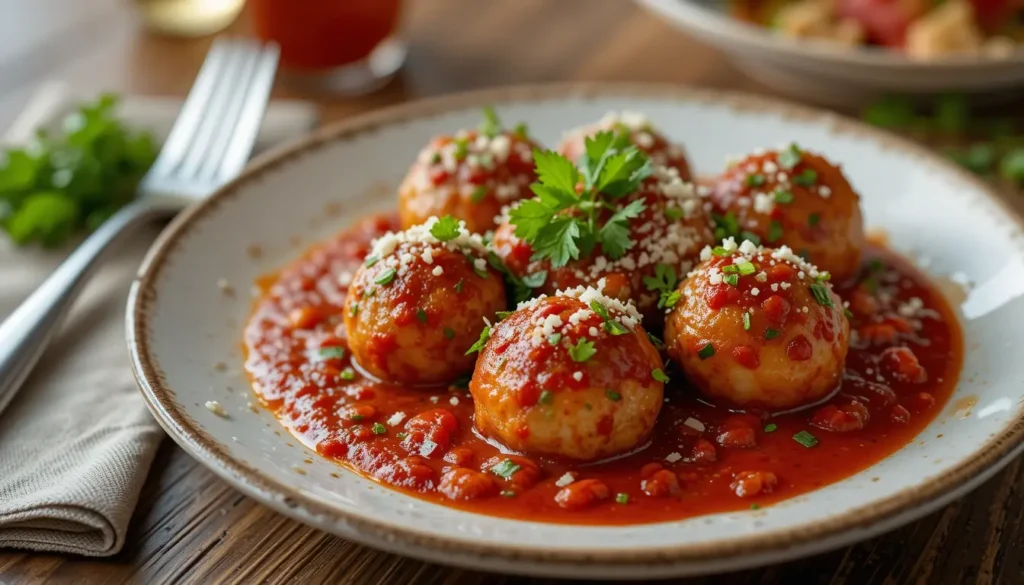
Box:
349;303;359;317
664;207;684;221
737;261;756;276
350;414;364;422
793;169;818;186
341;368;356;381
513;122;529;139
724;273;739;286
615;492;629;504
764;423;778;433
416;309;428;323
605;389;622;401
743;312;751;331
652;368;670;383
522;271;547;288
598;198;646;258
318;347;345;360
372;422;387;435
569;338;597;362
808;213;820;227
745;173;765;187
465;326;491;355
454;279;464;293
697;344;715;360
374;268;397;285
948;143;996;175
548;332;562;346
479;106;502;137
470;185;488;203
764;328;780;340
774;190;794;204
660;290;682;309
999;148;1024;185
793;430;819;448
767;220;783;243
809;283;835;307
490;459;521;479
443;327;455;340
777;143;802;170
712;211;741;241
365;255;379;268
643;263;678;307
539;390;554;404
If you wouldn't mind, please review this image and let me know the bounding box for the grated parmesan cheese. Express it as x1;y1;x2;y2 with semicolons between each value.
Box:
555;472;576;487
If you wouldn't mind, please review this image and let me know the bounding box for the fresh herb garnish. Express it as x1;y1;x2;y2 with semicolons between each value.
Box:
764;328;780;340
844;308;854;319
508;131;652;267
767;220;783;243
539;390;554;405
652;368;670;383
349;303;359;317
318;347;345;360
521;271;547;288
778;143;802;170
793;169;818;186
723;273;739;286
0;94;158;247
490;459;521;479
605;389;622;401
569;338;597;362
664;207;684;221
809;283;834;307
495;311;513;321
371;423;387;435
416;309;428;323
470;185;488;203
341;368;356;380
743;312;751;331
590;300;629;335
548;333;562;346
697;343;715;360
365;255;379;268
500;490;516;498
793;430;819;448
712;211;741;241
615;493;629;504
774;190;794;204
737;261;756;276
443;327;455;340
430;215;461;241
479;106;502;138
350;414;364;422
513;122;529;139
808;213;820;227
745;173;766;187
374;268;397;286
643;263;680;309
764;423;778;433
465;325;491;355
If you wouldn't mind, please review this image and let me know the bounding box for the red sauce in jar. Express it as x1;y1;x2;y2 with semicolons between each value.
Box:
243;213;963;525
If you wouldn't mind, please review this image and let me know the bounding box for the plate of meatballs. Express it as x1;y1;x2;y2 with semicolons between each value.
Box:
128;84;1024;578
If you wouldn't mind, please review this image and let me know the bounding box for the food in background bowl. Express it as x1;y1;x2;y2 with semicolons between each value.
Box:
731;0;1022;60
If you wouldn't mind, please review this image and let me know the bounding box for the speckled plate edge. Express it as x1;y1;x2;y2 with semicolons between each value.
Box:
126;83;1024;577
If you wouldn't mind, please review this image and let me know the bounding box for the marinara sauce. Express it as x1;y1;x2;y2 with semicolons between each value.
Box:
244;213;962;525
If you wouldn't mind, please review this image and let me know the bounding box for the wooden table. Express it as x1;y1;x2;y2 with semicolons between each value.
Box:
1;1;1023;583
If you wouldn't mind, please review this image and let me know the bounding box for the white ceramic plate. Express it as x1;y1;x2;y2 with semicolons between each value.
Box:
127;84;1024;579
636;0;1024;107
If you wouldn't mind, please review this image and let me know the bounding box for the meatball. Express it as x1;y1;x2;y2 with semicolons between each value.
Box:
469;284;664;460
710;144;865;284
558;111;693;180
398;124;539;234
492;165;715;325
664;239;849;411
343;217;507;385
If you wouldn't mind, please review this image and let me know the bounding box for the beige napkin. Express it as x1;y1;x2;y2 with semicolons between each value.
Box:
0;227;164;556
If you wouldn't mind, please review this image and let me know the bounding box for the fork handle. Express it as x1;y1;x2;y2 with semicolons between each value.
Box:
0;201;167;416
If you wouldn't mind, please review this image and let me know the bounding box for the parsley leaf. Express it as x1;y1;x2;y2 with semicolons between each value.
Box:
430;215;461;241
598;198;646;258
643;263;679;309
533;148;580;195
465;325;491;355
568;338;597;362
479;106;502;137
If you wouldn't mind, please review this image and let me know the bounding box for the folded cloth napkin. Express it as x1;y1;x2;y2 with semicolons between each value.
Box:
0;227;164;556
0;85;318;556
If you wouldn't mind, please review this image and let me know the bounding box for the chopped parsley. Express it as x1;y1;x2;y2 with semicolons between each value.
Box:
569;338;597;362
793;430;819;448
374;268;397;285
490;459;521;479
465;326;491;355
453;137;469;160
371;423;387;435
349;303;359;317
745;173;766;187
416;309;428;323
774;190;794;204
808;213;821;227
777;143;802;170
396;432;408;440
590;301;628;335
350;414;364;422
764;423;778;433
500;490;516;498
364;255;379;268
767;220;783;243
318;347;345;360
513;122;529;139
443;327;455;340
652;368;670;383
737;262;757;275
479;105;502;138
664;207;684;221
844;308;854;319
470;185;488;203
750;503;761;510
495;311;513;321
643;263;680;310
539;390;554;405
605;389;622;401
615;493;629;504
508;131;651;267
697;343;715;360
430;215;461;241
742;312;751;331
548;333;562;346
723;274;739;287
764;328;780;340
794;169;818;186
809;283;834;307
712;211;741;241
454;279;464;293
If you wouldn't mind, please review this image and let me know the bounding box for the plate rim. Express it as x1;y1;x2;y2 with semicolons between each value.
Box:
127;81;1024;568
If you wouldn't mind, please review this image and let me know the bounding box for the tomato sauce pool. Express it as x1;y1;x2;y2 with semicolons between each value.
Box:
244;213;963;525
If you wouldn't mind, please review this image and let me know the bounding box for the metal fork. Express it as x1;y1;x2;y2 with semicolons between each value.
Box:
0;39;280;415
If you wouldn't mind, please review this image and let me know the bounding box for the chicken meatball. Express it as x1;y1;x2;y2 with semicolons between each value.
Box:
664;238;849;411
469;283;665;460
559;111;693;180
343;216;507;385
710;144;865;284
492;165;715;325
397;120;539;234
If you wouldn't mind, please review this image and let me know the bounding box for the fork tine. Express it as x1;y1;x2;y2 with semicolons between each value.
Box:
176;42;252;179
195;41;263;182
147;39;231;179
214;43;280;182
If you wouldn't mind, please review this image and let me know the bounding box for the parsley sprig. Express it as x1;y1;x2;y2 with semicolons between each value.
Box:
643;263;681;309
509;131;652;268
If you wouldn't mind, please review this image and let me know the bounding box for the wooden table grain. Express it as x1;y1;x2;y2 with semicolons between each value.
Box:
1;1;1023;583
